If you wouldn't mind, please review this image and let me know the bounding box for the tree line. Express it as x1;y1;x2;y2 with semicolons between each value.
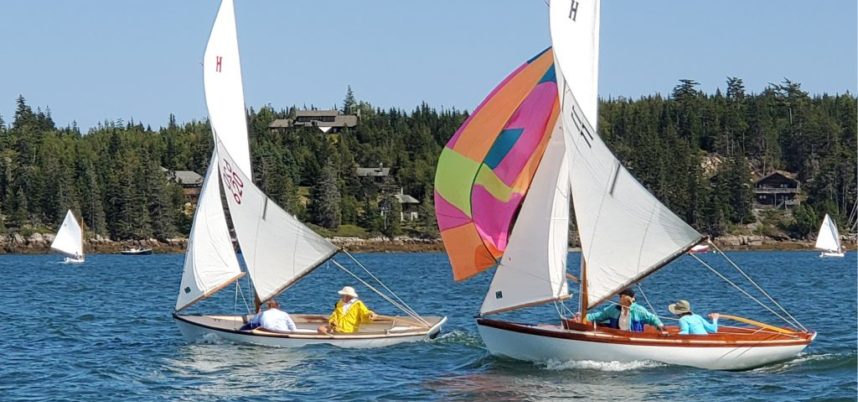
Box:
0;79;853;241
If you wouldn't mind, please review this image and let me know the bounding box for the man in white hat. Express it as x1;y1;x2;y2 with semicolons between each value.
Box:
317;286;377;334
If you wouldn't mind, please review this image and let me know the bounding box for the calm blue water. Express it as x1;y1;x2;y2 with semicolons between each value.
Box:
0;251;855;401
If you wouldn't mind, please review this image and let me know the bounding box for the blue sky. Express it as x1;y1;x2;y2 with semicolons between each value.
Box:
1;0;855;132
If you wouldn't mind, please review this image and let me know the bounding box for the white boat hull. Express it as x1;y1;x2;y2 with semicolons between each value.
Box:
64;256;85;264
477;319;814;371
174;313;446;348
819;251;845;258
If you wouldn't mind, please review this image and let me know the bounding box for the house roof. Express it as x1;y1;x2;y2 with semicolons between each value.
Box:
268;115;358;129
356;167;390;177
394;193;419;204
755;170;798;184
295;109;340;117
173;170;203;185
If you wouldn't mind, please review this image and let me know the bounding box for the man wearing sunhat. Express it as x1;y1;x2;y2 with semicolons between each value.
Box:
317;286;378;334
669;299;719;335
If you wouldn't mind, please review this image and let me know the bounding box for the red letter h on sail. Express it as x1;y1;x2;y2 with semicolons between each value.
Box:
216;56;223;72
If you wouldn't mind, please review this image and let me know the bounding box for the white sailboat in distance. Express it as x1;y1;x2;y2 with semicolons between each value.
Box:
172;0;445;348
51;209;84;264
815;213;845;258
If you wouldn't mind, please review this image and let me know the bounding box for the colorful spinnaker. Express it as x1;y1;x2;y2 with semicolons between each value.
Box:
434;48;559;281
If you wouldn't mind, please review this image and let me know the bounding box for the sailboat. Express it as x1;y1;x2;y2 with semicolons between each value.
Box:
815;213;845;258
172;0;445;347
51;209;84;264
435;0;814;370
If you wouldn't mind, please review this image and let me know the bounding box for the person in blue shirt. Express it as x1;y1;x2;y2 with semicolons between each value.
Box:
668;299;719;335
576;288;665;333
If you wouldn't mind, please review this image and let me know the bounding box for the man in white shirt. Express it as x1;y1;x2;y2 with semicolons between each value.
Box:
258;299;297;332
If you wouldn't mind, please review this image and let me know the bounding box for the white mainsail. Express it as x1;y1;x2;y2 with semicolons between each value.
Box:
481;121;570;315
550;0;703;308
204;0;252;175
51;210;83;259
175;153;244;311
815;213;842;252
216;140;338;303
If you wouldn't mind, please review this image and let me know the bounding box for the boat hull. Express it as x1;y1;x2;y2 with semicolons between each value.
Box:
63;257;85;264
476;318;814;371
819;251;845;258
121;249;153;255
174;313;446;348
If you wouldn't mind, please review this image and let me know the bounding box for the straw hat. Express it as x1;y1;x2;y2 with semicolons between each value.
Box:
337;286;358;298
668;300;692;315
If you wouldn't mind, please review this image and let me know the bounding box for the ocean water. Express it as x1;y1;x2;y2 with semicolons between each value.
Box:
0;251;855;401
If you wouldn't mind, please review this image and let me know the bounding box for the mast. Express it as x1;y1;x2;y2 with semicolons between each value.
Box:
578;257;588;318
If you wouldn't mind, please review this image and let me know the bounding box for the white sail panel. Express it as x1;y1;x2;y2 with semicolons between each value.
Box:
204;0;251;175
176;153;244;311
481;122;571;315
815;214;841;252
216;140;338;302
550;0;600;127
556;81;703;308
51;210;83;258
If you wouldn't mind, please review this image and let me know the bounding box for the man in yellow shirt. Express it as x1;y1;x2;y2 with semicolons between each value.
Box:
317;286;377;334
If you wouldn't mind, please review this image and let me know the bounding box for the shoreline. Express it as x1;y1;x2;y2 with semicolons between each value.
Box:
0;234;849;255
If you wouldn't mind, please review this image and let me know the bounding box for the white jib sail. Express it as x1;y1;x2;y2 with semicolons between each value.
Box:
204;0;252;175
216;140;338;302
551;0;703;308
175;152;244;311
815;213;841;252
549;0;600;127
51;210;83;258
481;121;571;315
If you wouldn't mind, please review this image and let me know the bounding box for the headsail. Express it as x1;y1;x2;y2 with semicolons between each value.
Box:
204;0;252;174
435;48;560;281
175;153;244;311
815;213;842;252
481;120;570;315
550;0;703;308
216;140;338;303
50;210;83;258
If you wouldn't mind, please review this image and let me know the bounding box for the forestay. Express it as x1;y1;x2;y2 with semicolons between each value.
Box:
175;153;244;311
481;121;570;315
550;0;703;308
216;140;338;303
815;213;841;252
51;210;83;258
435;48;560;281
204;0;251;174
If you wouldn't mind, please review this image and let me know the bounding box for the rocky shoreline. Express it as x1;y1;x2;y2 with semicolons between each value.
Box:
0;232;845;255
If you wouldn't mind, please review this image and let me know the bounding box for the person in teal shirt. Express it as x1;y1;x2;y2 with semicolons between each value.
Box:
668;299;719;335
578;288;665;332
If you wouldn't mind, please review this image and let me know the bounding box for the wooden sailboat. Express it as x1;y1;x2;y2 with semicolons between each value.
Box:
815;213;845;257
435;0;814;370
51;209;85;264
173;0;445;347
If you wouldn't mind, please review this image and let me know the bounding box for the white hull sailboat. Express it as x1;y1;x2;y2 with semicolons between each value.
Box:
51;209;85;264
815;213;845;258
435;0;813;371
173;0;444;347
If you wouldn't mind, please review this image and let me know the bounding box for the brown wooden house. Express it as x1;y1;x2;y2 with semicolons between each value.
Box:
754;170;800;208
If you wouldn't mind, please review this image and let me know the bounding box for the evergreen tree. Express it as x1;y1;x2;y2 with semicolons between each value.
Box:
309;159;341;229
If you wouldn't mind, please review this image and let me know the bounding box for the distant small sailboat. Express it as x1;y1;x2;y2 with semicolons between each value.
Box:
173;0;445;347
689;244;711;254
51;210;84;264
121;247;153;255
815;213;845;258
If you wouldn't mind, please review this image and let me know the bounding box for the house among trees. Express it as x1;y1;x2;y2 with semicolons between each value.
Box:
754;170;800;209
268;110;358;133
162;168;204;203
394;188;420;221
356;165;390;183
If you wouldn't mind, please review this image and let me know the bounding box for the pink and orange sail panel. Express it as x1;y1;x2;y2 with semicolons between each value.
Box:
435;48;559;281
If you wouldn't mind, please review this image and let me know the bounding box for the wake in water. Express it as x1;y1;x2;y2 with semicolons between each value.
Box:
752;351;858;373
543;358;665;372
432;329;485;348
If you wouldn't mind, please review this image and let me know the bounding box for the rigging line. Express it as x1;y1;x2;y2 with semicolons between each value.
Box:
342;250;424;321
708;242;808;331
236;280;251;314
330;260;430;327
635;283;658;317
689;253;802;330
